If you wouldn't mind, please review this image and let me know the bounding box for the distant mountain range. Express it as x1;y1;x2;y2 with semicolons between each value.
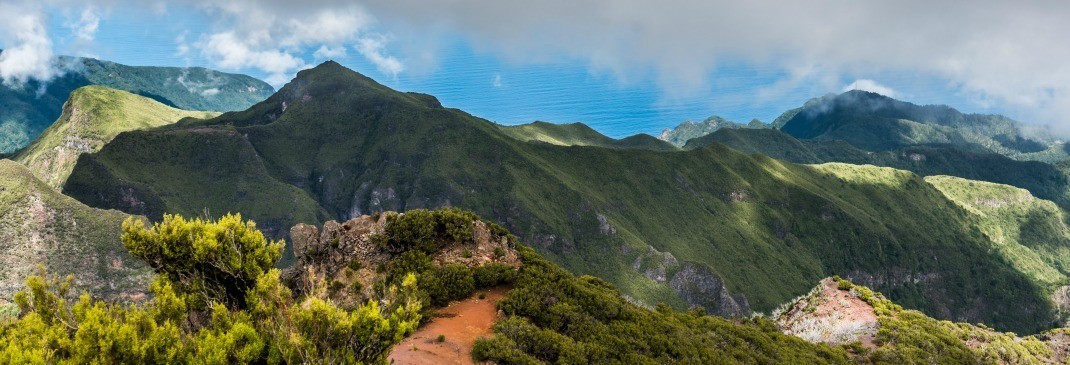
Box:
0;51;273;153
661;90;1068;162
56;61;1070;333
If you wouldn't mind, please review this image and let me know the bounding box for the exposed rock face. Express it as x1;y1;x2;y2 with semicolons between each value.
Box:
775;278;879;348
668;262;751;317
283;211;521;301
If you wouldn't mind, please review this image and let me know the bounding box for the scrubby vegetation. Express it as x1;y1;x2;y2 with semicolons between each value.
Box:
472;245;850;364
829;277;1055;364
0;214;421;364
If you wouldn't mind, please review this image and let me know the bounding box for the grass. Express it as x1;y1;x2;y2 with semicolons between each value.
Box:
927;175;1070;287
13;86;217;188
64;61;1061;333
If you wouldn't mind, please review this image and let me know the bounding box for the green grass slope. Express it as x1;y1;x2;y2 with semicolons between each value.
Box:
687;128;1070;210
499;121;676;151
926;176;1070;288
0;159;152;301
65;62;1060;333
13;86;217;188
0;52;273;153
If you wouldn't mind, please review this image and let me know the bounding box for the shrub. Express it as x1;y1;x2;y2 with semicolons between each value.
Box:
420;265;475;306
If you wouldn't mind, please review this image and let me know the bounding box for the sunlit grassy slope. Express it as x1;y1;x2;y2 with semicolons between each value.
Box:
65;61;1061;333
499;121;677;151
13;86;218;188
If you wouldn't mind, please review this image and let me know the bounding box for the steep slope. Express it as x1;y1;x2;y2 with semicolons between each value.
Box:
0;159;152;301
13;86;217;188
66;61;1060;332
779;90;1064;161
658;115;769;146
499;121;676;151
688;128;1070;209
926;176;1070;289
0;53;273;153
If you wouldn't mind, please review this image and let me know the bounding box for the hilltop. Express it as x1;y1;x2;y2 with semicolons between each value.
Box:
13;86;217;188
658;115;770;147
0;53;273;153
0;159;152;301
499;121;676;151
63;61;1069;333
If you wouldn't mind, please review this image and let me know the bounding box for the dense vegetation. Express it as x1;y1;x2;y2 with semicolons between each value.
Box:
0;214;422;364
13;86;217;188
686;128;1070;209
0;52;272;153
64;61;1062;332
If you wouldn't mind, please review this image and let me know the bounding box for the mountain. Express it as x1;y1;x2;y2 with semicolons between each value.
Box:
779;90;1066;161
658;115;770;146
12;86;217;188
0;53;273;153
64;61;1068;333
686;128;1070;209
499;121;677;151
0;159;152;301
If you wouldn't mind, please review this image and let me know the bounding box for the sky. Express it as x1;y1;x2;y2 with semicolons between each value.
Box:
1;1;1068;138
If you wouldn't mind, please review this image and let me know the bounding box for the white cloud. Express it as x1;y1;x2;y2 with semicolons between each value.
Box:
842;79;897;98
355;36;403;78
67;7;100;41
0;2;57;86
356;0;1070;126
199;31;305;86
313;45;347;59
492;74;502;88
186;2;402;86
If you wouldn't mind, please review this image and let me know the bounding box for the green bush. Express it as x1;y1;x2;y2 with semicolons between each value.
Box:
0;214;422;364
420;265;475;306
472;263;517;288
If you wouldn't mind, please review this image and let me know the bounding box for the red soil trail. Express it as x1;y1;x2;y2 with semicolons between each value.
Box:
388;286;509;365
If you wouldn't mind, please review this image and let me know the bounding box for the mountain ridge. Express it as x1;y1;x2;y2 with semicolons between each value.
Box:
63;61;1066;333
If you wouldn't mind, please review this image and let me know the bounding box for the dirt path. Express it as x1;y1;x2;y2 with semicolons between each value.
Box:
388;287;509;365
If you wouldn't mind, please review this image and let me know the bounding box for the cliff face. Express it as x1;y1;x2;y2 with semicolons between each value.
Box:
283;211;521;302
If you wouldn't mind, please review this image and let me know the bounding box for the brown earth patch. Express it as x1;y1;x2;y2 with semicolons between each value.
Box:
388;286;509;365
777;278;879;349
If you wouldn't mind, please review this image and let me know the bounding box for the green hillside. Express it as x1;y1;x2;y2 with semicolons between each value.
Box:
65;61;1063;333
927;176;1070;287
13;86;217;188
0;53;273;153
499;121;676;151
687;128;1070;209
0;159;152;301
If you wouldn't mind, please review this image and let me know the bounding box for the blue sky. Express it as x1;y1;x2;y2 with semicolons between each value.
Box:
3;1;1067;138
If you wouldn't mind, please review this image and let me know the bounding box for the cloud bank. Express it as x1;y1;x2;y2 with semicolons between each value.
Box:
3;0;1069;127
354;0;1070;125
843;80;897;98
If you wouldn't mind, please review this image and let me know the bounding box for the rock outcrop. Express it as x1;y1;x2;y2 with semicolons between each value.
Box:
283;211;521;302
